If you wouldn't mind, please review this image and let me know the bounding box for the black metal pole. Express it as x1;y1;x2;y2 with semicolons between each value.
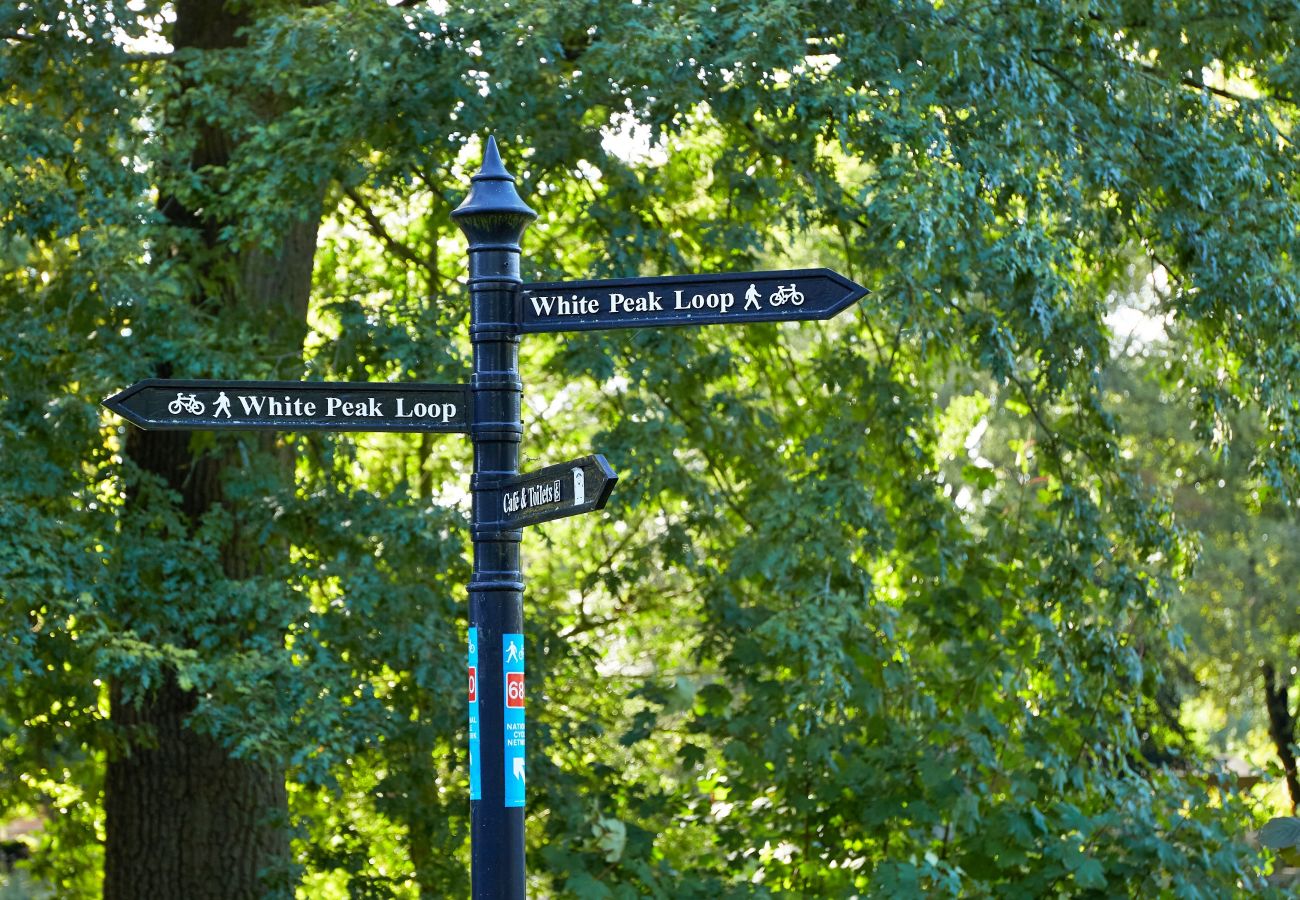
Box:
453;137;535;900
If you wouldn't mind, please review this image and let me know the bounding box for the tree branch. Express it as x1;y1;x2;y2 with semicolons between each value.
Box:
343;187;441;290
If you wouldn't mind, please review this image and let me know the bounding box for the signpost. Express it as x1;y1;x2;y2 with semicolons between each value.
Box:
452;136;534;900
103;135;869;899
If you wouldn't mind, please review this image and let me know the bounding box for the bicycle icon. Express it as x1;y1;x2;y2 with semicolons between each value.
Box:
767;284;804;307
168;392;205;415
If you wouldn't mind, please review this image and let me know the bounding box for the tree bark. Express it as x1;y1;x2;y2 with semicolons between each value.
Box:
104;2;321;897
104;677;291;900
1261;661;1300;814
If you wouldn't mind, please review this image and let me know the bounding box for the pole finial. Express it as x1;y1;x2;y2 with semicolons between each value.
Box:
478;135;510;181
452;135;537;242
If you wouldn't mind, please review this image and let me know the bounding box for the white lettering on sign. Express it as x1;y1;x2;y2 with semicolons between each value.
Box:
609;291;664;313
673;289;735;313
221;395;458;422
395;398;458;422
324;397;384;417
527;281;817;321
529;294;599;317
238;395;323;417
501;478;564;516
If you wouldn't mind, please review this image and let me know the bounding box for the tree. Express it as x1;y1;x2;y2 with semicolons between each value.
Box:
1104;343;1300;813
2;0;1299;896
4;1;464;894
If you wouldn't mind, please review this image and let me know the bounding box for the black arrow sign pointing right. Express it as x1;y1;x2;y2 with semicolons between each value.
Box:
486;455;618;529
520;268;868;333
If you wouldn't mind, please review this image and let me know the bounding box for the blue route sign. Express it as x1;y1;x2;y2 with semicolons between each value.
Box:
502;634;525;808
468;627;481;801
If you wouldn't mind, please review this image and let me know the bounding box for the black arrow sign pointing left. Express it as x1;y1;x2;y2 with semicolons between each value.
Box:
103;378;471;433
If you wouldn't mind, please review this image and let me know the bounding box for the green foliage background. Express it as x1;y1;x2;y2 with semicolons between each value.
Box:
2;0;1298;896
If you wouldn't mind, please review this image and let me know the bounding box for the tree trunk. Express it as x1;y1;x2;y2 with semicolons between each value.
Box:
1262;661;1300;813
104;677;291;900
104;2;321;897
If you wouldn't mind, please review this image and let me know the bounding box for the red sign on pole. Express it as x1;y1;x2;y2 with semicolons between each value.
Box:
505;672;525;709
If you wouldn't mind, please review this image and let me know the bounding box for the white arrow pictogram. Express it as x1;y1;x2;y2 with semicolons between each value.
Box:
512;757;525;782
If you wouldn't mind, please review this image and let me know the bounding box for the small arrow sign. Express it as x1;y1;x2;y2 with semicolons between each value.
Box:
488;454;617;529
520;268;868;333
103;378;470;433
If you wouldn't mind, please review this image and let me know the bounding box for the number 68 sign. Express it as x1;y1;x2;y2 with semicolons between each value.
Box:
506;672;525;708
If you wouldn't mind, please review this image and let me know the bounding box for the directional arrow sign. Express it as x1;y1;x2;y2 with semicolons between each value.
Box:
520;268;868;333
489;454;617;529
104;378;470;433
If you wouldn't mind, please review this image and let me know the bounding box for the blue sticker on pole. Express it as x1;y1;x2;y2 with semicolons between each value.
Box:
502;633;525;807
468;627;481;801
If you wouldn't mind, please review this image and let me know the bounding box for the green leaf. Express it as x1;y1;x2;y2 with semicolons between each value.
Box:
565;872;614;900
1258;817;1300;851
1075;858;1106;889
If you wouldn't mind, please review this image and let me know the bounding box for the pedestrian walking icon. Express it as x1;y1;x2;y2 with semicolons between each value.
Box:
213;391;232;418
504;640;523;664
744;283;761;310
